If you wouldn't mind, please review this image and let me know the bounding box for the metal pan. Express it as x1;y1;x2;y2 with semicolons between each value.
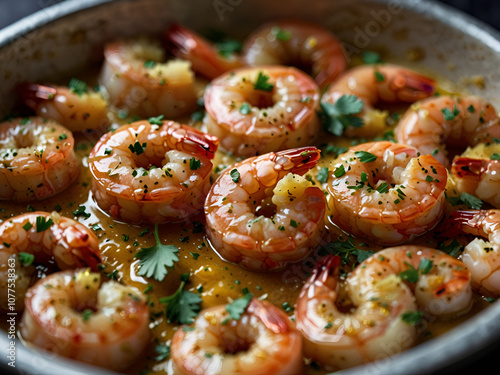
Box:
1;0;500;374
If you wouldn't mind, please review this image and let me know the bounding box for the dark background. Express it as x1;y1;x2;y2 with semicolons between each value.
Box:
0;0;499;374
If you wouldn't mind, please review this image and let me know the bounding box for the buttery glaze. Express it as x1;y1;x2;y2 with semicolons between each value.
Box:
0;62;494;374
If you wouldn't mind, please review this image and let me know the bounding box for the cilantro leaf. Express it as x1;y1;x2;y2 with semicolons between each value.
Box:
226;293;253;320
159;274;202;324
254;72;274;92
320;95;364;136
135;223;179;282
401;310;424;326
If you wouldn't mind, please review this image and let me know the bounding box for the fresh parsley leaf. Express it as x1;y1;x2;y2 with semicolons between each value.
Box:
216;39;242;59
316;167;329;183
441;105;460;121
362;51;382;64
437;239;463;258
154;344;171;361
68;78;87;96
135;223;179;282
226;293;253;320
128;141;146;155
23;222;32;231
354;151;377;163
190;157;201;170
239;102;251;115
399;262;419;283
419;258;433;274
374;71;385;82
18;252;34;267
459;192;483;209
377;182;389;193
334;164;345;178
230;168;240;183
191;111;205;122
36;216;53;232
148;115;165;125
401;310;424;326
491;153;500;160
254;72;274;92
82;309;92;322
325;144;348;156
272;26;292;41
58;133;67;141
144;60;156;69
159;274;202;324
324;237;374;265
73;205;91;219
320;95;364;136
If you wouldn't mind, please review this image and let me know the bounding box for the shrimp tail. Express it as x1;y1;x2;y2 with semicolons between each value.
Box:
452;157;490;178
311;254;341;289
436;210;486;237
163;121;219;159
74;247;102;272
163;23;191;57
274;146;321;175
248;299;290;334
16;83;57;109
391;71;436;102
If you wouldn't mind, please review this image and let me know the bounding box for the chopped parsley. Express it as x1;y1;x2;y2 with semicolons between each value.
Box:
148;115;165;125
190;157;201;170
68;77;87;96
18;252;34;267
333;164;346;178
58;133;68;141
134;223;179;282
128;141;146;155
82;309;92;322
154;344;171;361
73;205;91;219
253;72;274;92
376;182;389;193
323;237;374;265
354;151;377;163
316;167;329;183
320;95;364;136
159;273;202;324
446;192;483;210
441;105;460;121
36;216;53;232
144;60;156;69
401;310;424;326
271;26;292;41
230;168;240;183
362;51;382;64
437;239;463;258
239;102;251;115
225;293;253;320
374;70;385;82
216;39;242;59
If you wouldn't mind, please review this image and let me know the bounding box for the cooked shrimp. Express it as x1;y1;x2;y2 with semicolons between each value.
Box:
322;64;436;137
327;141;447;245
20;268;150;371
171;298;303;375
295;249;472;371
396;95;500;168
164;23;243;80
0;117;80;201
89;119;219;224
451;143;500;208
204;146;326;271
99;37;197;119
16;83;110;132
204;66;320;158
441;210;500;296
242;19;347;87
0;212;101;311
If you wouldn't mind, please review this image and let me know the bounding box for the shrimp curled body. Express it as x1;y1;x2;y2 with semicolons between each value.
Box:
204;147;326;271
441;209;500;296
89;120;219;224
204;66;321;158
327;141;447;245
0;212;101;311
322;64;436;137
242;19;347;87
295;249;472;371
20;269;150;371
99;37;197;118
17;83;110;132
171;298;303;375
396;95;500;168
0;117;80;201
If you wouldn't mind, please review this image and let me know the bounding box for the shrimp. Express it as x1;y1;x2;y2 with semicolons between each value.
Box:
16;83;110;132
20;268;150;371
242;19;347;87
450;143;500;208
395;95;500;168
0;211;101;311
204;66;320;158
327;141;447;245
99;37;198;119
164;23;243;80
171;298;303;375
295;249;472;371
440;210;500;296
204;146;326;271
89;119;219;224
322;64;436;137
0;117;80;201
